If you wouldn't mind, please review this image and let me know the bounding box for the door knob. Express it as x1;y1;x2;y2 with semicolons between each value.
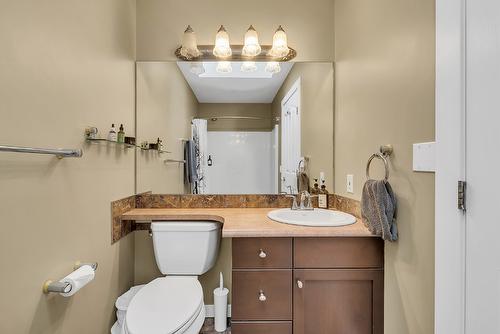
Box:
259;290;267;302
258;249;267;258
297;280;304;289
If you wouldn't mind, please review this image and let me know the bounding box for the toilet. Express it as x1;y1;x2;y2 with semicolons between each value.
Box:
124;221;221;334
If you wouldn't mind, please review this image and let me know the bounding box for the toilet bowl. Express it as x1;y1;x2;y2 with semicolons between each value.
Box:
124;221;221;334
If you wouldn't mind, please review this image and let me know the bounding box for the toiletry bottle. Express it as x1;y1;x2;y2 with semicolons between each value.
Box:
108;124;117;142
311;178;320;194
318;179;329;208
117;124;125;143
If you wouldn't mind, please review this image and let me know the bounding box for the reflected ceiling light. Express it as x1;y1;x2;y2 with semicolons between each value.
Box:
216;61;233;73
242;25;262;57
268;25;290;58
180;25;202;59
213;25;232;58
265;61;281;74
189;62;205;75
240;61;257;73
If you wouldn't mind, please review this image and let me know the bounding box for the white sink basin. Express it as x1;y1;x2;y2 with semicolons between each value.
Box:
267;208;357;227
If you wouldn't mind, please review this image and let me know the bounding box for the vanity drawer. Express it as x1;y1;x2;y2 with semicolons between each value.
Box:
294;237;384;269
232;270;292;321
231;321;293;334
232;237;292;269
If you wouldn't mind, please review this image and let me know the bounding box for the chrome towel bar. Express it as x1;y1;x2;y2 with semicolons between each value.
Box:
366;145;393;181
0;144;83;158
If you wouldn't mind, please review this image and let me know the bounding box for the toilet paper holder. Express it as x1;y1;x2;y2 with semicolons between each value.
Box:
43;261;98;294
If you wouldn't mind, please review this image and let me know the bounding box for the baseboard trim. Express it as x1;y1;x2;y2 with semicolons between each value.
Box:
205;304;231;318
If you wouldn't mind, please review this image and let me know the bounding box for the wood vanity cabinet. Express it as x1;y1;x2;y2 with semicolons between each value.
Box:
231;237;384;334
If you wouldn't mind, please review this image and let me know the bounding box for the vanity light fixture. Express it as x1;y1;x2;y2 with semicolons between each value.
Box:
240;61;258;72
242;25;262;57
213;25;232;58
175;25;296;61
216;61;233;73
265;61;281;74
268;25;289;58
179;25;202;60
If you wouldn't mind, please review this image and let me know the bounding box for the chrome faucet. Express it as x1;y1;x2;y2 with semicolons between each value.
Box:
299;191;314;210
281;188;315;211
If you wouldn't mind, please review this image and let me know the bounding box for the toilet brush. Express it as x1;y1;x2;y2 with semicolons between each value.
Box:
213;272;229;332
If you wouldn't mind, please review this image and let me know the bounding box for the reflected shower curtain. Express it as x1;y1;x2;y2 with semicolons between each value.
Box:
191;119;208;194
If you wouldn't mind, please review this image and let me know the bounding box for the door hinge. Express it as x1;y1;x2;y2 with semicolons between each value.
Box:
458;181;466;211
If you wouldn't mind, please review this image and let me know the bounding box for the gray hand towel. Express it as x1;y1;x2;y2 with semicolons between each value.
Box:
184;140;198;184
361;179;398;241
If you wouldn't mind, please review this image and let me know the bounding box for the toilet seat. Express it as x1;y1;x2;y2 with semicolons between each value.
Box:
125;276;204;334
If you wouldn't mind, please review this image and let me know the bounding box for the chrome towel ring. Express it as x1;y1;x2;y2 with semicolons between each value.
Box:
366;145;393;181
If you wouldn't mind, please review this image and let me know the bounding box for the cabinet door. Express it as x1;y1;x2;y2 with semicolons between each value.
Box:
294;269;383;334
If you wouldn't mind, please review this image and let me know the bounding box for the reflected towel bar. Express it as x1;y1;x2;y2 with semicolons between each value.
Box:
164;159;186;164
0;145;83;158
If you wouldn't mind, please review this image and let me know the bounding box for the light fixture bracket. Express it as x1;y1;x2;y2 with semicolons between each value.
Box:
175;45;296;62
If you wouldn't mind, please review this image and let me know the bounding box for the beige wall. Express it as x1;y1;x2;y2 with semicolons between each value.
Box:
136;0;335;62
334;0;435;333
272;63;335;191
136;62;198;194
0;1;136;333
197;103;273;131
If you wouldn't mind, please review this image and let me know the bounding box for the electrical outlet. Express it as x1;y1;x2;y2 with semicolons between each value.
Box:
347;174;354;193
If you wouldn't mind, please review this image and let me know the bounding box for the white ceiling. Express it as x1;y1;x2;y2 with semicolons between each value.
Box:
177;61;293;103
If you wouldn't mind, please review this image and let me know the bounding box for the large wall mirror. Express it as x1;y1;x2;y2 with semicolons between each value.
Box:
135;61;334;195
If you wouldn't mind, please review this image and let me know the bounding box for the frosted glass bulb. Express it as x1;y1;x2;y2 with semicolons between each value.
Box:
216;61;233;73
180;25;201;59
241;61;257;73
242;25;262;57
268;25;289;58
265;61;281;74
213;25;232;58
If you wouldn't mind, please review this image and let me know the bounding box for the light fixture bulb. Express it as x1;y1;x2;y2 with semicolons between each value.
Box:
216;61;233;73
265;61;281;74
240;61;257;73
242;25;262;57
268;25;289;58
180;25;202;59
213;25;232;58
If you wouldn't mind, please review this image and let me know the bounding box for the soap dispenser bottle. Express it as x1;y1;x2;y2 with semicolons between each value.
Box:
108;124;117;142
318;178;329;208
117;124;125;143
311;178;320;194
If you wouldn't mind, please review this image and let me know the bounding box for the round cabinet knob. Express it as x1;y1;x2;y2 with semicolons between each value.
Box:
297;280;304;289
258;249;267;259
259;290;267;302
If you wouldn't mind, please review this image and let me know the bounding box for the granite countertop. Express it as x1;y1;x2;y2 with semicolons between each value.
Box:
120;208;375;238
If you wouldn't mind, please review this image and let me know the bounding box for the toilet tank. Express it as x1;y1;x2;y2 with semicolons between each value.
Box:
151;221;221;275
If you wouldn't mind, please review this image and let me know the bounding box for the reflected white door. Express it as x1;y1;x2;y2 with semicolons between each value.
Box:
280;78;301;194
465;0;500;331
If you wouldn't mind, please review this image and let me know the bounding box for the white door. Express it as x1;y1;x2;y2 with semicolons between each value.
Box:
465;0;500;331
280;78;301;194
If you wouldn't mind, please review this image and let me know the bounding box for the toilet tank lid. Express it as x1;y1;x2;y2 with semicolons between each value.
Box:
151;221;221;232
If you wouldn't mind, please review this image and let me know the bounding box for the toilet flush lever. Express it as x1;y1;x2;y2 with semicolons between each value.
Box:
258;249;267;259
258;290;267;302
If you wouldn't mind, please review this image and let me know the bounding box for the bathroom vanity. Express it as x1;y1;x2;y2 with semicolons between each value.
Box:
231;237;383;334
120;206;383;334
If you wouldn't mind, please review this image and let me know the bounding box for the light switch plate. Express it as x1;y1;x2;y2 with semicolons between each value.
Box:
347;174;354;193
413;142;436;172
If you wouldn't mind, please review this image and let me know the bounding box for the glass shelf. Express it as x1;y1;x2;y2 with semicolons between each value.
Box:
85;138;171;153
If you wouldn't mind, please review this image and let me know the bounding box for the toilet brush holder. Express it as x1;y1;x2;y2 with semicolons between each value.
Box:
213;287;229;332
